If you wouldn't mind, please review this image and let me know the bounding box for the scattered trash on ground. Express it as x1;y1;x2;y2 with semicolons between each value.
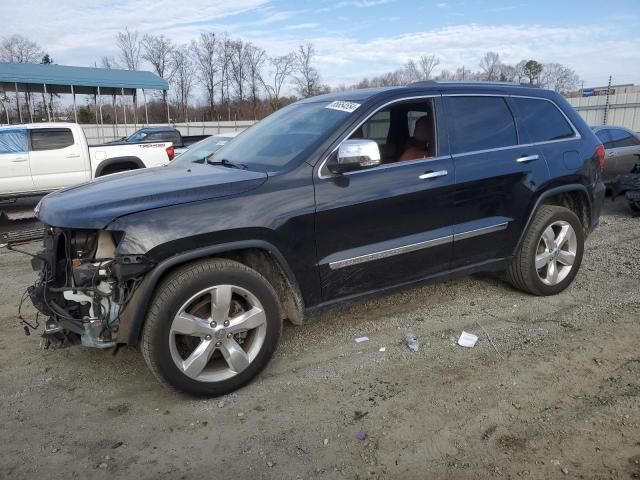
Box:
354;411;369;421
355;336;369;343
379;346;386;352
355;428;368;441
458;331;478;348
404;332;419;351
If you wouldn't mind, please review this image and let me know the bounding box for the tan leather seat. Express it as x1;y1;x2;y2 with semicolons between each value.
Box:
398;116;433;162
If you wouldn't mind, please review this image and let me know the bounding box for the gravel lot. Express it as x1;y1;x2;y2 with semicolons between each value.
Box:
1;198;639;479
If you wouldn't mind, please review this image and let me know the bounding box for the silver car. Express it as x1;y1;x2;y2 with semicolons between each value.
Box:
591;126;640;183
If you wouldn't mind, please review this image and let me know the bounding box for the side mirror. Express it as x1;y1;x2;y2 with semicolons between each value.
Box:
328;139;381;174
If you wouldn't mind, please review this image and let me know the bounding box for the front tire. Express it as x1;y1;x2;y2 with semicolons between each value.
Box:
141;258;282;397
506;205;584;296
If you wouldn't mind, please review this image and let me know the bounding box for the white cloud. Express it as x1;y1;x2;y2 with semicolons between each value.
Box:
1;1;637;91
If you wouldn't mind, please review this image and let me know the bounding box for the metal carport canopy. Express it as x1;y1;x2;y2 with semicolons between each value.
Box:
0;62;168;95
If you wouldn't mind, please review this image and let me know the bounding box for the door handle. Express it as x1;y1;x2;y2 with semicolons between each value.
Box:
419;170;448;180
11;157;28;163
516;154;539;163
65;154;81;158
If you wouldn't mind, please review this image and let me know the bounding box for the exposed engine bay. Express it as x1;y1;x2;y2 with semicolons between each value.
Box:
28;228;150;349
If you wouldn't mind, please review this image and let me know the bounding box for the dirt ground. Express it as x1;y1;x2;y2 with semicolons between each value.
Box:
1;198;639;480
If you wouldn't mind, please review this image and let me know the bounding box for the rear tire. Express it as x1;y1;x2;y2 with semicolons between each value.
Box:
506;205;584;296
141;258;282;397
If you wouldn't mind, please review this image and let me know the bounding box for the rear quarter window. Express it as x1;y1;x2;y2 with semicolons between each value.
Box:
609;128;640;148
31;128;75;151
448;96;517;154
512;97;575;143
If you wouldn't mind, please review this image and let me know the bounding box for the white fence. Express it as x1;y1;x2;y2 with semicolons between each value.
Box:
81;120;256;144
567;92;640;131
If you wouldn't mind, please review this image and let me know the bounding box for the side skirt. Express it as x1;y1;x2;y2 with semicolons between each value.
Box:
305;257;511;315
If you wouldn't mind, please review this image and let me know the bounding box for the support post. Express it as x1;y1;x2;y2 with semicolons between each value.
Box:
14;82;22;123
43;84;51;122
70;85;78;123
133;90;138;129
27;88;33;123
112;93;118;139
142;89;149;126
97;87;104;143
121;88;128;136
166;90;171;125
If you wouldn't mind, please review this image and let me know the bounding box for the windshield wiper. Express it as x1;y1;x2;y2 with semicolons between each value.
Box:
207;158;248;170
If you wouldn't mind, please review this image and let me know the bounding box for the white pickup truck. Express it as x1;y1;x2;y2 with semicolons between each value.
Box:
0;123;174;199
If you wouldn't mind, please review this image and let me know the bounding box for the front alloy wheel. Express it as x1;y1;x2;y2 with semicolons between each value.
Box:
169;285;267;382
142;259;282;397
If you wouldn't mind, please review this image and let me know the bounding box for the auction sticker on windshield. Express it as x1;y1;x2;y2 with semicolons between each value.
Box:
325;101;361;113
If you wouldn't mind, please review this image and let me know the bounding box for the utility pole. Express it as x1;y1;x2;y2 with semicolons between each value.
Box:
603;75;612;125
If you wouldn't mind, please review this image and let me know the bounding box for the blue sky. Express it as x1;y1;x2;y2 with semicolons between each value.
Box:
2;0;639;96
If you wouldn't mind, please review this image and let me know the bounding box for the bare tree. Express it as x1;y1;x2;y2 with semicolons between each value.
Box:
418;55;440;80
141;34;175;107
539;63;579;94
192;32;218;119
403;59;421;83
0;34;43;63
101;56;117;69
498;64;517;82
479;51;501;80
170;45;195;122
216;35;234;117
260;54;295;111
229;40;249;102
116;28;141;70
294;43;321;98
245;43;266;119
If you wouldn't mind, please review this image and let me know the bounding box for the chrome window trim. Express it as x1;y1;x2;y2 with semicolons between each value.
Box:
317;92;581;179
318;94;438;179
328;234;452;270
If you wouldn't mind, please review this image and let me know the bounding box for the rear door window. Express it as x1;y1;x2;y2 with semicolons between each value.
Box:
511;97;575;143
609;128;640;148
447;96;517;154
31;128;75;151
0;129;28;154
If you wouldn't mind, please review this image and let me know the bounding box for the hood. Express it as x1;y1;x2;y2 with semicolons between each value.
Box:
36;164;267;229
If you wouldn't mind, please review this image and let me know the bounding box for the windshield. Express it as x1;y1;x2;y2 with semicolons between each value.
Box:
172;135;235;165
207;101;355;171
127;131;148;142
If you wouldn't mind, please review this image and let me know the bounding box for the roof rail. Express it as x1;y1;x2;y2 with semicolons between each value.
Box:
408;80;535;88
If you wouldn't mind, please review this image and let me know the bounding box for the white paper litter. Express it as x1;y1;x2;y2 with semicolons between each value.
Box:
378;347;386;352
355;336;369;343
458;331;478;348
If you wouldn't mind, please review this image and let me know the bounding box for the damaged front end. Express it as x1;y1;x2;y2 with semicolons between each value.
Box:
29;227;151;350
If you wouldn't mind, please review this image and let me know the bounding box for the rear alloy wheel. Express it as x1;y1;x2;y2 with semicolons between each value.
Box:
506;205;584;296
142;259;282;396
534;220;578;286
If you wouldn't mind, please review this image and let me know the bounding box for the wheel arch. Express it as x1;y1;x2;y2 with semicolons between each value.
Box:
118;240;304;346
95;156;145;176
514;184;592;256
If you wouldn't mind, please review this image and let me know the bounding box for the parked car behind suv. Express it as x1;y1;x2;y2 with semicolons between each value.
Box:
26;81;606;396
591;126;640;183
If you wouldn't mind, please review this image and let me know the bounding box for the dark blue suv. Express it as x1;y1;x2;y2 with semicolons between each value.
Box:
30;81;606;396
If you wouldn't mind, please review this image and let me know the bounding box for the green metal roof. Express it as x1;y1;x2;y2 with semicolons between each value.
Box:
0;62;168;95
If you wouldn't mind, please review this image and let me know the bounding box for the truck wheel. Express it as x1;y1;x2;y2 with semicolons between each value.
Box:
141;258;282;397
506;205;584;296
